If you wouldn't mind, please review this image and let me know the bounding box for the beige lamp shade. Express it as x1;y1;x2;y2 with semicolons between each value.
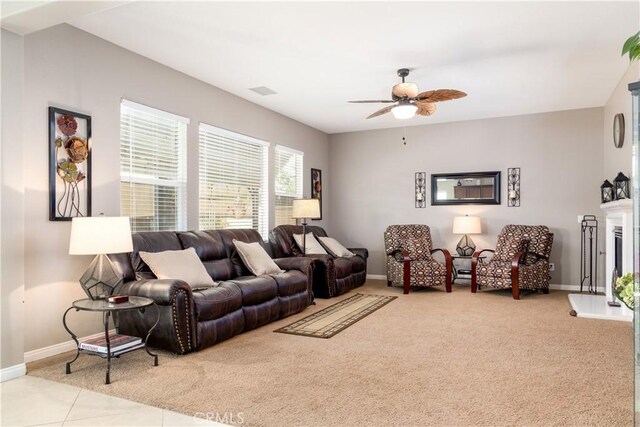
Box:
69;216;133;255
452;216;482;235
291;198;321;220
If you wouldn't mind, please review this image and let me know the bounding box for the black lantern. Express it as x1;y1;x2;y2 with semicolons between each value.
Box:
613;172;630;200
600;180;614;203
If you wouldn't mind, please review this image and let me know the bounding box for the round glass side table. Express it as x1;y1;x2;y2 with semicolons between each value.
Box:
63;296;159;384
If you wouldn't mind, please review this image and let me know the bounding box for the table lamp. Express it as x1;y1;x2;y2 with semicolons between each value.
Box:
69;215;133;300
452;215;482;256
291;198;321;255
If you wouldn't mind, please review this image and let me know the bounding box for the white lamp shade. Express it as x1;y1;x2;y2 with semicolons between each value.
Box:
291;199;321;220
391;104;418;119
452;216;482;234
69;216;133;255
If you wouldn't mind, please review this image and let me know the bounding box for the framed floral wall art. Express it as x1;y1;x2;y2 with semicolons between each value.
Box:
311;168;322;220
49;107;92;221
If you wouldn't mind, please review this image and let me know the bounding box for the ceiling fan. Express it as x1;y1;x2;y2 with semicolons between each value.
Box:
349;68;467;120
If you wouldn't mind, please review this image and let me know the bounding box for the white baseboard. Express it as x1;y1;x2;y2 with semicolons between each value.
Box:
367;275;580;292
0;363;26;382
24;329;115;363
549;284;582;292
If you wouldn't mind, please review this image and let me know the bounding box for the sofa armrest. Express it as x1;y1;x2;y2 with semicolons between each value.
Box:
120;279;192;305
119;279;196;354
273;256;314;275
348;248;368;259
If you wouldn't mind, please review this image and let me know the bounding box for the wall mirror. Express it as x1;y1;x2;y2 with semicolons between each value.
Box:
431;171;501;205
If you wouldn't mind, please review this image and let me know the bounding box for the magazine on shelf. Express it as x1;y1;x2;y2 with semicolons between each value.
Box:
80;333;142;354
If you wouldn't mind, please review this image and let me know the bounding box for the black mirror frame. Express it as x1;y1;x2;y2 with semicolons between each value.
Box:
431;171;501;206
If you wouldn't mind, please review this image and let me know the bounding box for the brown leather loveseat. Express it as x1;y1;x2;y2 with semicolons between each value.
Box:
269;225;368;298
109;229;313;354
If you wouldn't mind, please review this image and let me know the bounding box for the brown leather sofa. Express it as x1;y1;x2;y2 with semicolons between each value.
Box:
109;229;313;354
269;225;368;298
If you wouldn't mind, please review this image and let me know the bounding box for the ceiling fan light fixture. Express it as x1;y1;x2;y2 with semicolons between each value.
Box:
392;104;418;119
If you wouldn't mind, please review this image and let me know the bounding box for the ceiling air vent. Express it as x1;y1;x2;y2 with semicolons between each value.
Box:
249;86;277;96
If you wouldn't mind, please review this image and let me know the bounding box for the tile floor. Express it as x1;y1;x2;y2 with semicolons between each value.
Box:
1;376;226;427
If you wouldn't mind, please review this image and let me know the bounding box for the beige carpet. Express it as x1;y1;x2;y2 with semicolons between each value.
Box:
28;280;633;426
274;293;396;338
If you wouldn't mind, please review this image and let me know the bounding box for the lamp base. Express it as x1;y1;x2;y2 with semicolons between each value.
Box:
79;254;123;300
456;234;476;256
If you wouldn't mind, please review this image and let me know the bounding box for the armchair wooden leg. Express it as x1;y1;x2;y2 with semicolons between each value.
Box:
543;288;549;294
403;255;411;294
511;256;521;300
387;280;392;287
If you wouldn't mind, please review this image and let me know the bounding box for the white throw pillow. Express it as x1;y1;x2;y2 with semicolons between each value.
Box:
318;236;355;258
139;247;217;290
233;239;284;276
293;232;328;255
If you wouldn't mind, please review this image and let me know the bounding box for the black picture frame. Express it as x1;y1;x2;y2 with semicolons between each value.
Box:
311;168;322;220
49;106;92;221
431;171;501;206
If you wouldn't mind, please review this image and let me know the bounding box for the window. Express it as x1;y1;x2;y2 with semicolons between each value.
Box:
120;100;188;232
199;123;269;238
274;145;303;226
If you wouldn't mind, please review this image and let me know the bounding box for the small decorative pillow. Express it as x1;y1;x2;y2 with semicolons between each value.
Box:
318;236;355;257
495;238;530;262
139;247;217;290
233;239;284;276
293;232;328;255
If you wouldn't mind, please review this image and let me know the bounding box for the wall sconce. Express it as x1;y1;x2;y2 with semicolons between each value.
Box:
613;172;630;200
600;180;614;203
507;167;520;207
415;172;426;208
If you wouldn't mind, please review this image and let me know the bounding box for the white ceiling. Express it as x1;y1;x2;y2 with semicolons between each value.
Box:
3;1;638;134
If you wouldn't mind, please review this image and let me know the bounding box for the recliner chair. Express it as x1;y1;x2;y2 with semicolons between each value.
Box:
384;224;452;294
471;224;554;299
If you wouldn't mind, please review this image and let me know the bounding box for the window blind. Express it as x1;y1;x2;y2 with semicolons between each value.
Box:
275;145;303;226
199;123;269;239
120;100;188;232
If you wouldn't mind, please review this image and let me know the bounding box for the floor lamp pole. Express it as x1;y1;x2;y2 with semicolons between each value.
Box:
301;220;308;256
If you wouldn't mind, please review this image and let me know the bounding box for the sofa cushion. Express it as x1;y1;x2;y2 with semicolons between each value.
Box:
178;230;237;281
293;232;328;255
233;239;284;276
231;276;278;306
271;270;308;297
192;282;242;322
318;236;355;257
139;248;216;290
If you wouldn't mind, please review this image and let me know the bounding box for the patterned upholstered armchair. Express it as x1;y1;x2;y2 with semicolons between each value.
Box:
471;225;554;299
384;225;452;294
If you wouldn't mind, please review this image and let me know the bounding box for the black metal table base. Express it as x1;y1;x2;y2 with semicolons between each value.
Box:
63;299;160;384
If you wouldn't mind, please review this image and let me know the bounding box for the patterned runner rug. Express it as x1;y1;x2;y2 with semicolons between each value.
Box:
274;293;396;338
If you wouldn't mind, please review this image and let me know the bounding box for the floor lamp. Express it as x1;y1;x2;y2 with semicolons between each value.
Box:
291;198;321;255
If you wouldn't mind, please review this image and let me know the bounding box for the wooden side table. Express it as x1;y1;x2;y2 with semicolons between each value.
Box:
63;296;159;384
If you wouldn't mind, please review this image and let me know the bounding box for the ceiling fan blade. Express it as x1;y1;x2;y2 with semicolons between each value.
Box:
348;100;396;103
415;89;467;103
415;102;436;116
392;82;419;99
366;105;395;119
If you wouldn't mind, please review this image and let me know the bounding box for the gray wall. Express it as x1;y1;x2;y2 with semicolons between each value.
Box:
1;29;26;370
328;108;605;286
603;63;638;183
20;24;330;352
